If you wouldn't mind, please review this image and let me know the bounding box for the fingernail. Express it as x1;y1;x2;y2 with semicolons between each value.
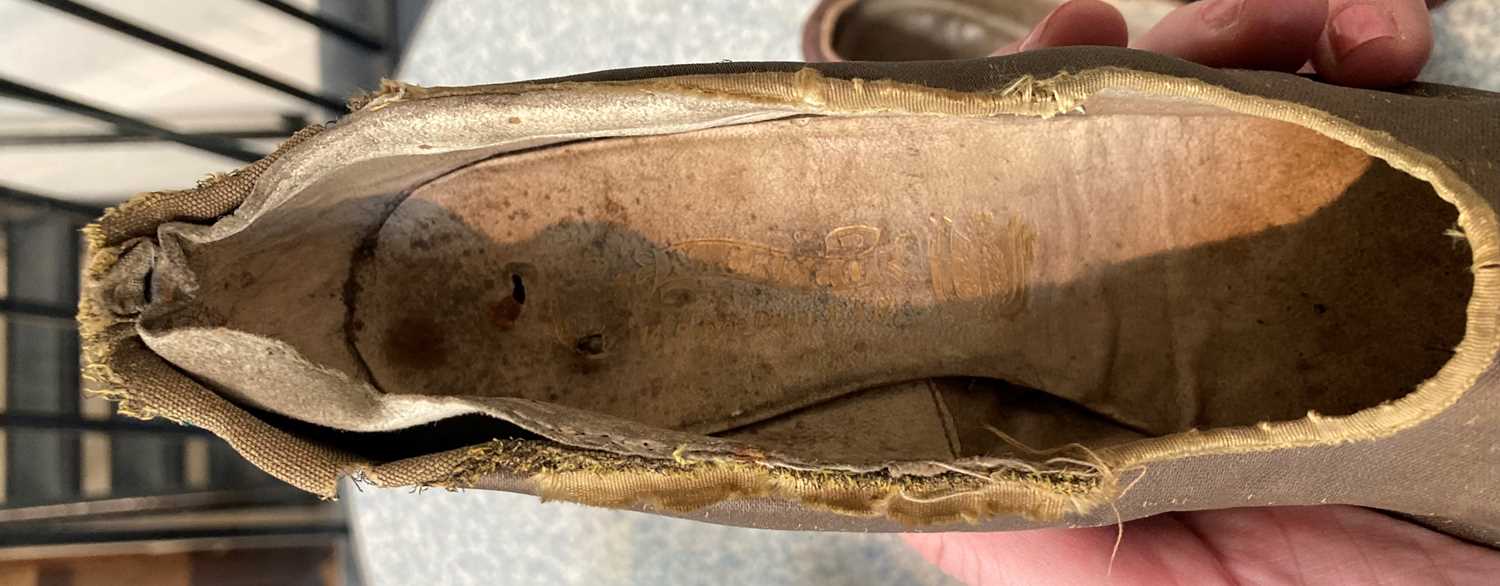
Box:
1200;0;1244;28
1329;3;1398;60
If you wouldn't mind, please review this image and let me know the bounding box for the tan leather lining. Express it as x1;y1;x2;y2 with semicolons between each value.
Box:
345;111;1462;455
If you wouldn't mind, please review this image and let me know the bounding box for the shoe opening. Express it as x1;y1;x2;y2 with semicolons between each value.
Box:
122;92;1472;474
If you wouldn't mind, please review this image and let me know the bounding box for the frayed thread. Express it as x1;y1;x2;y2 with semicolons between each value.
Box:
978;425;1149;576
424;438;1115;526
348;79;412;112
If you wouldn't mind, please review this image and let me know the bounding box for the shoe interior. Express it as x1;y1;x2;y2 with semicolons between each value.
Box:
823;1;1183;63
143;98;1470;466
831;0;1050;61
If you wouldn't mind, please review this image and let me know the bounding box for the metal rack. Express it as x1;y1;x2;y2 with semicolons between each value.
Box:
0;0;418;555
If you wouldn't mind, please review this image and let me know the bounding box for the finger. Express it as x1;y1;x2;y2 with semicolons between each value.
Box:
1176;505;1500;584
992;0;1128;56
1133;0;1328;71
1311;0;1432;87
904;528;1118;586
904;517;1228;586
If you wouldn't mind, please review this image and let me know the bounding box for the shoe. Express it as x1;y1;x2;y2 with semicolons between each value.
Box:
803;0;1180;62
80;47;1500;543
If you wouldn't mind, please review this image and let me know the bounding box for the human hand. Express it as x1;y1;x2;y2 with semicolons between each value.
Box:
994;0;1440;87
906;504;1500;585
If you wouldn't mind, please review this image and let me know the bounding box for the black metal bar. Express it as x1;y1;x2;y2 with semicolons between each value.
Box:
251;0;385;52
0;524;347;546
0;76;264;163
0;412;211;436
30;0;346;112
384;0;402;73
0;488;315;523
0;127;299;147
0;297;76;322
0;185;106;218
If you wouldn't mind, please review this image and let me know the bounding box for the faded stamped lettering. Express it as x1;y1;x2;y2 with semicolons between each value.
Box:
927;213;1035;315
629;214;1035;313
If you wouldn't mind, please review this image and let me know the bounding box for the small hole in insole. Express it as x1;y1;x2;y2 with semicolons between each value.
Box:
575;333;605;357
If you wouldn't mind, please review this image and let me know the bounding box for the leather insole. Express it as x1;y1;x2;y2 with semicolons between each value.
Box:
351;113;1468;440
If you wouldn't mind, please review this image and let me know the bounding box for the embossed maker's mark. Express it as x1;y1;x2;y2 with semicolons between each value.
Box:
626;215;1035;313
927;213;1035;314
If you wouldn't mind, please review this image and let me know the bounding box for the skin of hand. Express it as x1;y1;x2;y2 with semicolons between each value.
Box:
906;505;1500;585
993;0;1437;88
911;1;1500;584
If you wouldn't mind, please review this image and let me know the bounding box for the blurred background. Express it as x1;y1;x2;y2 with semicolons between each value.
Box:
0;1;1495;584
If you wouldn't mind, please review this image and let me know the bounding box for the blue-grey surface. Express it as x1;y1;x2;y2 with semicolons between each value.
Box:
1424;0;1500;91
350;1;1499;584
395;0;816;85
349;486;952;585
